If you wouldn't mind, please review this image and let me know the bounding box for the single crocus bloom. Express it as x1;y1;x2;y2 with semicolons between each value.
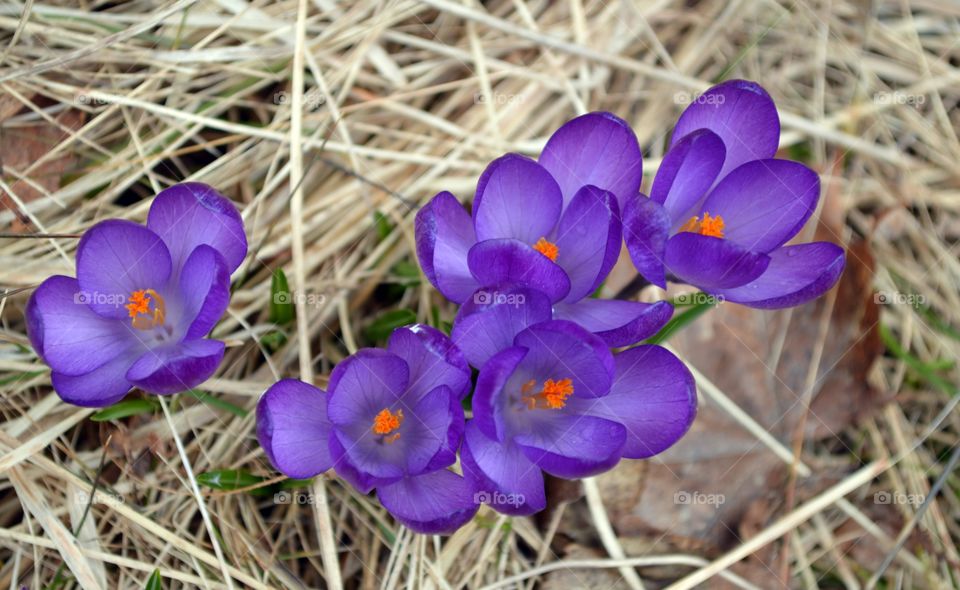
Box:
257;325;478;534
26;183;247;407
416;113;672;348
461;319;696;515
624;80;845;308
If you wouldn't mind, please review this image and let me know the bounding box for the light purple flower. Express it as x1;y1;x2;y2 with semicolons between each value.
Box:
624;80;845;308
461;319;696;515
257;325;479;534
416;113;672;349
26;183;247;407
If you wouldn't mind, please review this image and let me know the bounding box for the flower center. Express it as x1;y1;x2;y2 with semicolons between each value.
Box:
533;237;559;262
126;289;166;331
372;408;404;443
680;212;725;238
521;378;574;410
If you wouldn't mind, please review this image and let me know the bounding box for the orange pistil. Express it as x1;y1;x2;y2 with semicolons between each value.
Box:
372;408;404;443
521;378;574;410
126;289;166;330
533;237;559;262
680;212;725;238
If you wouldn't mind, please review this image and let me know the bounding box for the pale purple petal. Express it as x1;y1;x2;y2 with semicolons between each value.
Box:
553;299;673;347
651;129;725;225
539;112;643;210
473;154;562;243
512;320;615;399
714;242;846;309
387;324;470;401
665;233;770;290
467;239;571;303
377;470;479;535
451;286;552;369
671;79;780;179
515;414;625;479
176;245;231;340
553;185;621;302
329;435;389;494
257;379;333;479
415;192;478;303
700;159;820;253
472;346;528;441
461;422;546;516
76;220;172;320
51;353;135;408
125;339;225;395
147;182;247;273
327;349;409;427
623;195;671;289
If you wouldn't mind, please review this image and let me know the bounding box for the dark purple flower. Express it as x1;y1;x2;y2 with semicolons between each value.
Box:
416;113;672;349
26;183;247;407
257;325;478;534
624;80;845;308
461;320;696;515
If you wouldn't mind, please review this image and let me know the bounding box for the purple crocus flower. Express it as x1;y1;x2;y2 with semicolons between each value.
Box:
26;183;247;407
460;319;696;515
257;325;479;534
416;113;672;349
624;80;845;308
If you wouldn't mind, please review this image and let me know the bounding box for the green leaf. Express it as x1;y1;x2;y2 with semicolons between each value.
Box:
90;398;160;422
374;211;394;241
644;301;712;345
186;390;249;417
145;569;162;590
364;309;417;342
879;324;955;395
196;469;267;493
270;268;295;325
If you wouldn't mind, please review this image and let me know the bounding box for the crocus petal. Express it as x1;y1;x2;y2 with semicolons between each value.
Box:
257;379;333;479
515;414;626;479
451;286;552;369
326;349;409;427
553;299;674;348
671;79;780;179
414;192;478;303
125;339;225;394
714;242;846;309
665;233;770;291
176;245;231;340
539;112;643;210
27;276;141;376
571;345;696;459
554;185;621;302
512;320;615;398
460;422;546;516
51;353;134;408
651;129;726;225
623;195;671;289
377;470;479;535
700;159;820;253
467;239;570;303
473;154;562;243
472;346;528;441
147;182;247;273
329;435;390;494
423;385;467;473
403;385;463;476
76;220;172;320
387;324;470;401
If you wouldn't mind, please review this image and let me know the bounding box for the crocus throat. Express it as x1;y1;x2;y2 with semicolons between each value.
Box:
126;289;166;330
533;237;559;262
372;408;404;443
681;212;725;238
521;378;574;410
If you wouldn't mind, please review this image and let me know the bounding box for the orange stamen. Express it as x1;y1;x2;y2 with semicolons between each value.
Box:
372;408;404;438
521;378;574;410
126;289;166;330
680;212;725;238
533;237;559;262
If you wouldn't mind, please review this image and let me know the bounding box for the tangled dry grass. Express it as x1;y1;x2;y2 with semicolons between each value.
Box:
1;0;959;588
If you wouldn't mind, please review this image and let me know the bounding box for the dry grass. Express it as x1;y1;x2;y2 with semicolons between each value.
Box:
1;0;959;588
